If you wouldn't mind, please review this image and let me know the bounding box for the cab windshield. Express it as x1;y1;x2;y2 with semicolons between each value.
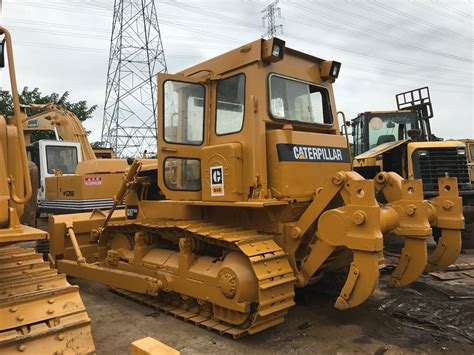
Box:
46;146;78;174
353;111;420;156
367;113;417;149
269;74;332;125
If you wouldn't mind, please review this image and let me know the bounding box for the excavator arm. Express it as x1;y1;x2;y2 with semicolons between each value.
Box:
23;104;97;161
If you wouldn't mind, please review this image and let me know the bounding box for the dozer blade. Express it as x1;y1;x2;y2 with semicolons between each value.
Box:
425;229;462;273
335;250;380;310
388;237;427;287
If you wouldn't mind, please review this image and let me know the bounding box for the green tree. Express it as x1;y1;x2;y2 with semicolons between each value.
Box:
0;87;97;141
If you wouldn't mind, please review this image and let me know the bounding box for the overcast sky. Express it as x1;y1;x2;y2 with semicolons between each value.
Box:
1;0;473;143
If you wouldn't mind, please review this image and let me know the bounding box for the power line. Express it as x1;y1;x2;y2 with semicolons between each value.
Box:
284;1;473;63
364;0;473;42
164;1;472;77
421;0;474;24
5;0;111;16
294;0;472;46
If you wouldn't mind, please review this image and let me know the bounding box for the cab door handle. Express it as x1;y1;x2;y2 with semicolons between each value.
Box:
161;147;178;152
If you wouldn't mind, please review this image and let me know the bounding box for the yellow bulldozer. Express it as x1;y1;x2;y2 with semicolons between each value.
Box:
351;87;474;248
0;27;94;353
49;38;464;338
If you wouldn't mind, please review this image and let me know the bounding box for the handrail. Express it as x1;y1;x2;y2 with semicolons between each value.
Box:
0;27;32;204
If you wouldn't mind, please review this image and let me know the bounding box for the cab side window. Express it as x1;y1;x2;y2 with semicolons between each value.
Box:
163;80;205;145
216;74;245;135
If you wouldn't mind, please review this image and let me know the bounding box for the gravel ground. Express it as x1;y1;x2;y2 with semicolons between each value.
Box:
71;250;474;354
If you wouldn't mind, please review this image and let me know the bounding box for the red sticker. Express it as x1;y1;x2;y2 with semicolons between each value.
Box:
84;176;102;185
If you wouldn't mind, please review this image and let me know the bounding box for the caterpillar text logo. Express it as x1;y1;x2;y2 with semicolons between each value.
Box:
277;144;350;163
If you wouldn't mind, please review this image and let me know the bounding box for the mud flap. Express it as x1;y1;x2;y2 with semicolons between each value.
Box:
335;251;380;310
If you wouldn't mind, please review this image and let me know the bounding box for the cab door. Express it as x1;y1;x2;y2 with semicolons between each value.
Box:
157;74;209;200
38;140;82;201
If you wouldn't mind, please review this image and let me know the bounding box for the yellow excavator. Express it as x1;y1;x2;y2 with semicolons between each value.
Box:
48;37;464;338
0;26;94;353
20;104;130;214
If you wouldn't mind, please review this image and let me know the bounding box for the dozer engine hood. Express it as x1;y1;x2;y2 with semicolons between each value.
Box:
267;129;352;198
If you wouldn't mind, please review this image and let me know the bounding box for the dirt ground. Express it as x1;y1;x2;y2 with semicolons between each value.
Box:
68;243;474;355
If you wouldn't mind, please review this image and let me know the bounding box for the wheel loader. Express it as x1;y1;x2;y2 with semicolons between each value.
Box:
351;87;474;248
0;27;95;353
49;38;464;338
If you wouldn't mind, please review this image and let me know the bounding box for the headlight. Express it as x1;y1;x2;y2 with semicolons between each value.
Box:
320;60;342;81
262;37;285;63
331;62;341;78
272;44;281;58
457;148;466;155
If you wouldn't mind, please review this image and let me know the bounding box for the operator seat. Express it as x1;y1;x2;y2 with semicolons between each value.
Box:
377;134;396;145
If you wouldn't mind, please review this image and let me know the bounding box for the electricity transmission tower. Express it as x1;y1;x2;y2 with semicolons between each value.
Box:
102;0;168;157
261;0;283;38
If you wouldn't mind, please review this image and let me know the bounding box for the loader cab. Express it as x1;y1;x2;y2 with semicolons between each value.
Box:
155;37;349;204
352;111;420;156
28;140;82;201
352;87;436;157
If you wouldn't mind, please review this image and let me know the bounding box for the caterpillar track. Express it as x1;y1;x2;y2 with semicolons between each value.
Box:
0;246;94;354
99;218;297;338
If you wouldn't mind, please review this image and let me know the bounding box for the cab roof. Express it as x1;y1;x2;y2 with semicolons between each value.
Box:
178;38;325;78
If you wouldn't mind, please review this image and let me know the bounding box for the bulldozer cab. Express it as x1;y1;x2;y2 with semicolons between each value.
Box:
157;38;348;202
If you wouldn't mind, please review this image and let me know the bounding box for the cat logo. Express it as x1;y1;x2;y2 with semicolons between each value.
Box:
210;166;224;197
127;205;139;219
